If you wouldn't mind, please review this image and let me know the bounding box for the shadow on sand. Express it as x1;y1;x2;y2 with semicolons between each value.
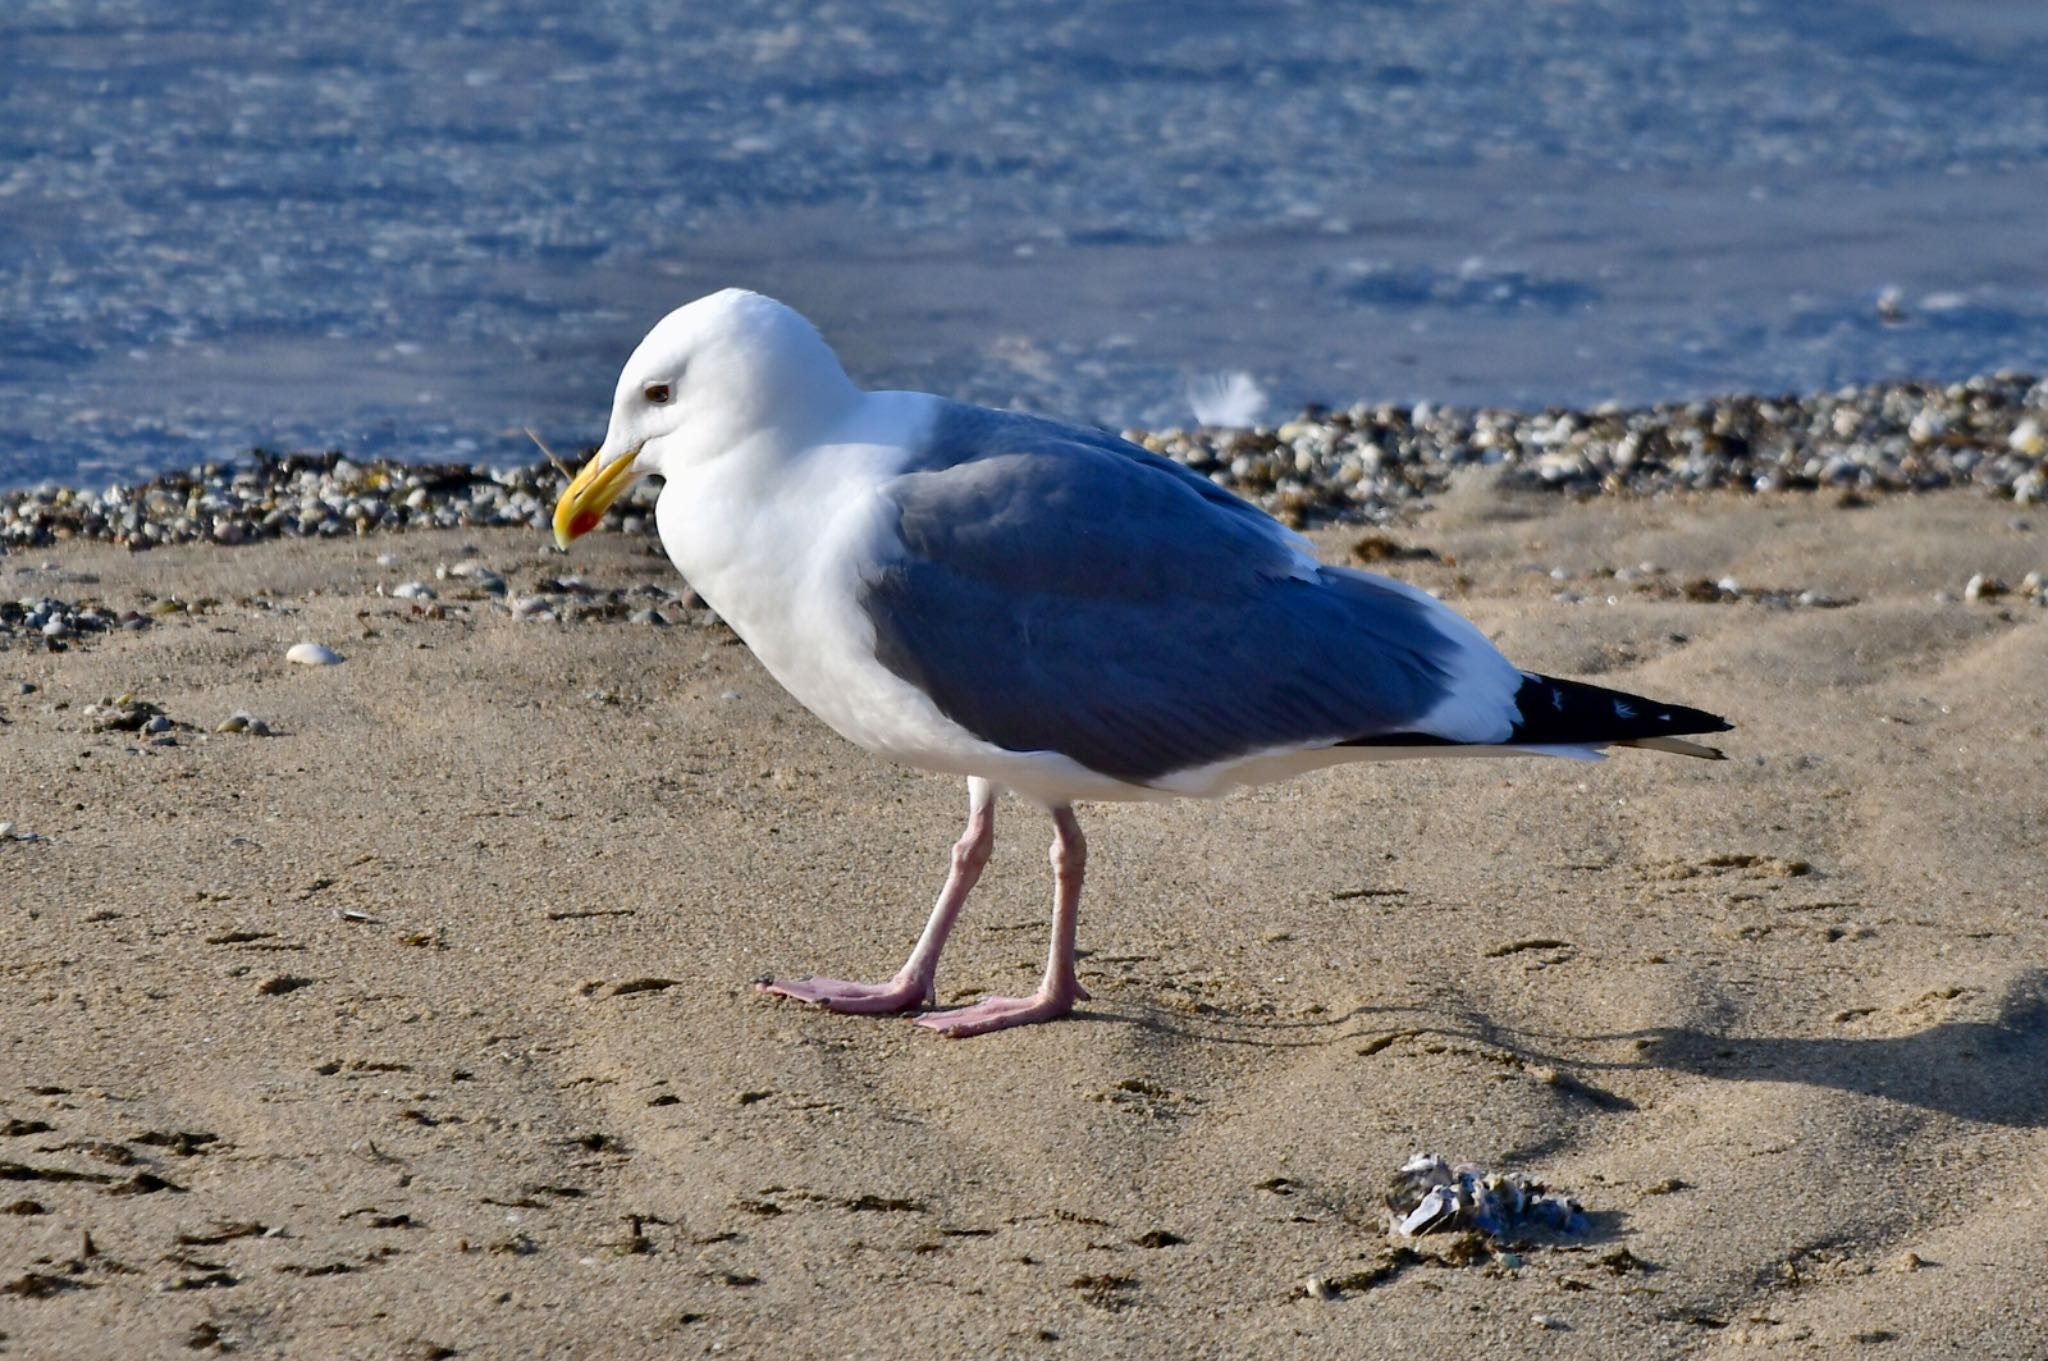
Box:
1120;970;2048;1130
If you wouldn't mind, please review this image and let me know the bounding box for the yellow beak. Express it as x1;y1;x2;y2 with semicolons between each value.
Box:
552;448;644;549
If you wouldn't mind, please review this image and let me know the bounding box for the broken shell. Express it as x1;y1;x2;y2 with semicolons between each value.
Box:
286;642;343;666
1387;1151;1587;1239
1963;573;2006;601
1396;1185;1461;1236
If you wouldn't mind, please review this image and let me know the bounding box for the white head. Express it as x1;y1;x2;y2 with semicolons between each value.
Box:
554;289;860;546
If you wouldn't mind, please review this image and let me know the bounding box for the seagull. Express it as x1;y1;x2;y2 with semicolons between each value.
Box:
552;289;1730;1037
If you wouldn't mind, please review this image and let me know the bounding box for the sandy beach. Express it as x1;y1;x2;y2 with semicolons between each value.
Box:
3;486;2046;1359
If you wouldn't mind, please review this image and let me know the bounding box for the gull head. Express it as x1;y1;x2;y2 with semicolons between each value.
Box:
553;288;858;548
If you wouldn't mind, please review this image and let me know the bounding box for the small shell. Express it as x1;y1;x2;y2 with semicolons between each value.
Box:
1963;573;2006;601
286;642;343;666
392;581;436;601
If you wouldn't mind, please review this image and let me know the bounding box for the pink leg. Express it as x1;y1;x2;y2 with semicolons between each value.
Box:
758;778;995;1014
916;805;1091;1038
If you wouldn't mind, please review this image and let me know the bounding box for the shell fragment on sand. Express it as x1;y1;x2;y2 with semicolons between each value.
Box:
1387;1153;1588;1239
286;642;343;666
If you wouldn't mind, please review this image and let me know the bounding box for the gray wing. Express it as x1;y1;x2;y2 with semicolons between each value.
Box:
857;402;1493;786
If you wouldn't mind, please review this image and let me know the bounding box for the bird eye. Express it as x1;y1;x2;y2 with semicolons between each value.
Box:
643;381;672;405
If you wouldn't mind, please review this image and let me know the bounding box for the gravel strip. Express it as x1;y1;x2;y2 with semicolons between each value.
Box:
3;373;2043;552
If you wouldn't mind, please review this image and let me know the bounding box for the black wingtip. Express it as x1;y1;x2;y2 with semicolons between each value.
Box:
1509;674;1731;747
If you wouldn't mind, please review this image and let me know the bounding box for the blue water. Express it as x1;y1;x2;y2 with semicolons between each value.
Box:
4;0;2047;490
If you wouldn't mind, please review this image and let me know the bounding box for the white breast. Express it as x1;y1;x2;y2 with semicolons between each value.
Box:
652;395;1008;770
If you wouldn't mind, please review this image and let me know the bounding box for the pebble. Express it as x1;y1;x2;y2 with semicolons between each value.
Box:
215;711;271;736
2012;418;2046;457
286;641;343;666
85;694;168;732
1;597;126;650
442;560;509;595
0;374;2041;542
391;580;436;601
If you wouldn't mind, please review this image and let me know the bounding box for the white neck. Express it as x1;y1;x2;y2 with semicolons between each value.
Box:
652;390;937;650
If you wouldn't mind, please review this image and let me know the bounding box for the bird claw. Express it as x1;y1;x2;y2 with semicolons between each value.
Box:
756;973;931;1015
913;982;1086;1038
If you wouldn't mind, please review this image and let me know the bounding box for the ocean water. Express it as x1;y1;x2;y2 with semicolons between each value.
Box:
3;0;2046;490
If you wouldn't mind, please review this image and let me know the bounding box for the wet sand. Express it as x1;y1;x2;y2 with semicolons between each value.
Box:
3;489;2046;1358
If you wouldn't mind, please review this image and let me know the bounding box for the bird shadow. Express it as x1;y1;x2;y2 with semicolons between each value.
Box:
1099;970;2048;1130
1603;981;2048;1129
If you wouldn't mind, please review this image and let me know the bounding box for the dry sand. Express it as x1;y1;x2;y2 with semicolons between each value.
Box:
2;489;2046;1359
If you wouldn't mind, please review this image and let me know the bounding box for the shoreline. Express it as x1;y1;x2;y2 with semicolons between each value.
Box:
3;372;2043;553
